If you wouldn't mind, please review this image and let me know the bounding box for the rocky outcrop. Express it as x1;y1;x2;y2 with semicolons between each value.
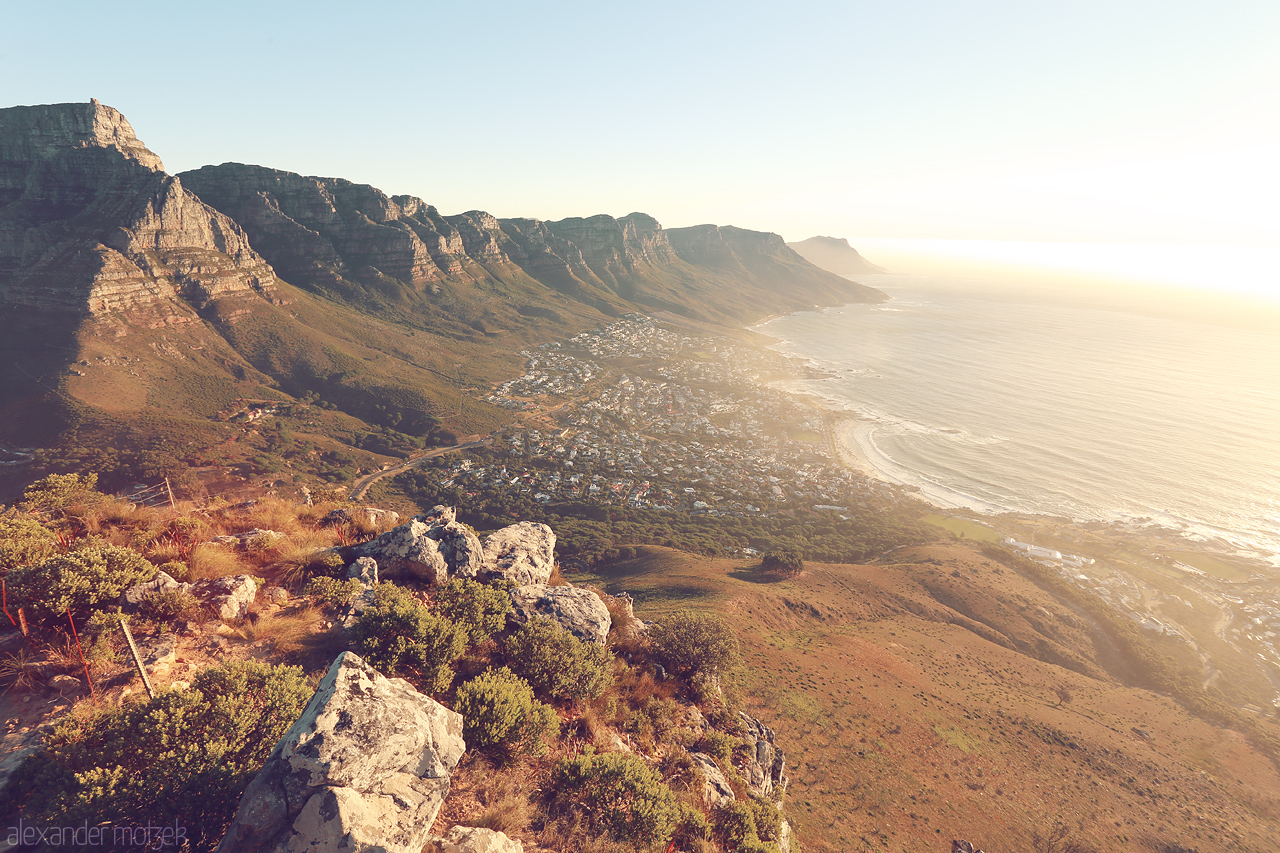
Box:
216;652;465;853
194;575;258;621
354;507;484;584
0;101;279;321
508;584;611;645
667;224;793;266
346;555;379;586
179;164;494;290
737;711;788;800
786;235;887;276
425;826;525;853
176;161;884;325
121;570;256;622
481;521;556;586
689;752;736;808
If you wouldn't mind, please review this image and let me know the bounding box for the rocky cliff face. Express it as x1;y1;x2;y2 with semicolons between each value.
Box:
544;212;678;283
0;101;278;322
180;164;507;291
177;162;883;323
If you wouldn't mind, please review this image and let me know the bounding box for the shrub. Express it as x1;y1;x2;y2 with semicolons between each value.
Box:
550;750;680;845
505;618;611;704
648;610;739;679
6;544;155;628
454;667;559;760
349;584;465;693
761;547;804;579
0;511;57;576
434;578;511;646
20;473;103;513
3;660;311;851
694;729;740;765
304;576;365;612
136;587;202;623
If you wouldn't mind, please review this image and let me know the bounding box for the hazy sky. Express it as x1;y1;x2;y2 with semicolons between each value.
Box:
4;1;1278;291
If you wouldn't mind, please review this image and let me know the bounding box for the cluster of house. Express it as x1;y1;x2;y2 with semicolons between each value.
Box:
461;317;911;517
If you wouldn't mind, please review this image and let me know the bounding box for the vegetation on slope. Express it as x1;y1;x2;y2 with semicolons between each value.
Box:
0;476;797;853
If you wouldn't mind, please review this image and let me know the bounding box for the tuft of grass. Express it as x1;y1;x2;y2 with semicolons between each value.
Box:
187;542;250;581
234;604;326;655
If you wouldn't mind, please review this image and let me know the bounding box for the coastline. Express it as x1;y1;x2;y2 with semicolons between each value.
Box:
749;309;1277;576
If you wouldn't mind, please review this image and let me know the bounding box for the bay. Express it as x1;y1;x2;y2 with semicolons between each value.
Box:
754;274;1280;566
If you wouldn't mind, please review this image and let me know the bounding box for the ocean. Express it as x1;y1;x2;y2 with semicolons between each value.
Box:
754;274;1280;567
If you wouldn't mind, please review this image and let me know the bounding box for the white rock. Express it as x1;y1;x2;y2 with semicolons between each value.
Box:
481;522;555;586
508;585;611;645
217;652;465;853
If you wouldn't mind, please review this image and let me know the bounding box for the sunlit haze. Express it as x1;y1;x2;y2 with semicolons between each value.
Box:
4;0;1278;298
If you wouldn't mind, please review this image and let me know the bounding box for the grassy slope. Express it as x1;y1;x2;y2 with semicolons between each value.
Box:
579;544;1280;853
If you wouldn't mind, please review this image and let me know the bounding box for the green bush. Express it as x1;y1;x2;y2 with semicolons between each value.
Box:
454;667;559;760
711;798;783;852
7;544;156;628
3;660;311;851
20;473;103;513
747;795;783;843
504;618;611;704
550;750;680;845
695;729;740;765
349;584;465;693
648;609;739;679
136;588;202;623
434;577;511;646
0;511;57;576
304;576;365;611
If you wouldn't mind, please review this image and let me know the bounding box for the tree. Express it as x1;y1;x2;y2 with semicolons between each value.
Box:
648;609;739;678
349;584;465;693
550;751;680;846
762;547;804;578
504;618;611;704
8;544;156;628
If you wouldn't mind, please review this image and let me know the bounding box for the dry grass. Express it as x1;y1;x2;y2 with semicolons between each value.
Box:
69;498;163;539
461;761;534;835
268;530;344;587
186;542;251;581
234;604;326;655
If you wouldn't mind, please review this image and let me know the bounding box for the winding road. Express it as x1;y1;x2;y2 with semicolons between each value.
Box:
347;438;491;502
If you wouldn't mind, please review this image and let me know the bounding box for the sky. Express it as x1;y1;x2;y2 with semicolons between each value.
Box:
4;0;1279;298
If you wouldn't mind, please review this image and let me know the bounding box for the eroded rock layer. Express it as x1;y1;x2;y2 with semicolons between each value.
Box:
0;100;277;321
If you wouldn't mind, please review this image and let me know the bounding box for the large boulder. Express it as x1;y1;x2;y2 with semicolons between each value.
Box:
508;585;611;645
346;556;379;586
354;507;482;583
481;522;555;585
216;652;465;853
737;711;788;800
193;574;258;621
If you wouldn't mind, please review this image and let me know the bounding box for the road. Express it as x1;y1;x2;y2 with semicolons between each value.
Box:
347;438;490;502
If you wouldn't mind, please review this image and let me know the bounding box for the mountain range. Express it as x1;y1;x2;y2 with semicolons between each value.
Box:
0;100;883;487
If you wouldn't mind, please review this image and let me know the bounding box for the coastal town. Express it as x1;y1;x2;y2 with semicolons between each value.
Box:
469;315;1280;710
470;315;912;519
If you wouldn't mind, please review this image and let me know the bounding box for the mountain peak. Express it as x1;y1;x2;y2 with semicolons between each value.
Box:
787;235;887;275
0;99;164;172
